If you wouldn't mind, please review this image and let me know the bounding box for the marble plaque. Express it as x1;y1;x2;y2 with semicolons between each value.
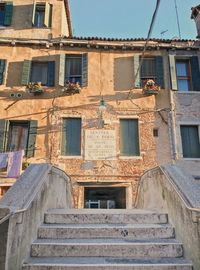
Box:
85;130;116;160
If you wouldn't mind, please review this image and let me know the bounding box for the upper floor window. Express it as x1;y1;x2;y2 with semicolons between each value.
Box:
0;120;38;158
176;60;192;91
32;2;52;28
0;59;6;85
180;125;200;158
120;119;140;156
59;54;88;87
133;56;164;88
0;2;13;27
169;55;200;91
21;60;55;87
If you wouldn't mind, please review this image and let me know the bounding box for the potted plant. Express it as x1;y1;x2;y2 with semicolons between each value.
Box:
27;82;44;95
143;79;160;95
62;81;81;95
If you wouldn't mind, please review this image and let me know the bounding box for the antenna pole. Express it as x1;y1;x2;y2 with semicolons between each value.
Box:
174;0;181;39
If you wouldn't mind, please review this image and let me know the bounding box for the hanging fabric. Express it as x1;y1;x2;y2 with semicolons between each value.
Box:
7;150;24;178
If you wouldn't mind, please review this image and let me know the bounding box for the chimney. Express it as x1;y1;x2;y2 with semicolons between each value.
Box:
191;5;200;38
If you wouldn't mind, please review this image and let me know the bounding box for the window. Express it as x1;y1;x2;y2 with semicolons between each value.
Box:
0;120;37;158
180;125;200;158
176;60;192;91
0;59;6;85
0;2;13;27
21;60;55;86
59;54;88;87
61;118;81;156
120;119;140;156
134;56;164;88
32;2;52;28
169;55;200;91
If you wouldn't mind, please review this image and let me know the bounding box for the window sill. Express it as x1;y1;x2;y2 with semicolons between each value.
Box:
182;158;200;161
58;155;83;159
177;91;200;94
119;156;142;160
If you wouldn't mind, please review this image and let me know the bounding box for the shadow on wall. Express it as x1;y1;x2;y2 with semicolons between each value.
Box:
114;57;134;91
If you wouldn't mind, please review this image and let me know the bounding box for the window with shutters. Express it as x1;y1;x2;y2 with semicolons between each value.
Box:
21;60;55;87
32;3;52;28
140;58;156;87
0;2;13;27
180;125;200;158
120;119;140;156
169;54;200;91
61;118;82;156
0;120;38;157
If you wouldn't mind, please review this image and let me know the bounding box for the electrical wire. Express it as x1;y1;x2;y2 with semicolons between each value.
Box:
127;0;161;99
174;0;181;39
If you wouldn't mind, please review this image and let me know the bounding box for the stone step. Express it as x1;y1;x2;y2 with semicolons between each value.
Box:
22;257;193;270
38;223;174;240
31;239;183;258
44;209;168;225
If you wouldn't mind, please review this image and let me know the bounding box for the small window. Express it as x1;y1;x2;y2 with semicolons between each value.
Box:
153;128;159;137
61;118;82;156
180;125;200;158
176;60;192;91
32;3;52;28
65;55;82;85
120;119;140;156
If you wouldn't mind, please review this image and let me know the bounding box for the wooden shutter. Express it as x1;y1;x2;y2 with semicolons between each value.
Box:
0;59;6;85
190;56;200;91
44;2;50;27
47;61;55;86
32;1;36;26
21;60;31;85
61;118;81;155
133;55;140;88
59;54;65;86
155;56;164;89
0;120;9;152
169;54;178;90
120;119;139;156
26;120;37;158
81;53;88;87
4;2;13;26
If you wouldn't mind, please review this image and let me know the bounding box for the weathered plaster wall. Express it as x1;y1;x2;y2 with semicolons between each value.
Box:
0;0;68;39
0;45;171;207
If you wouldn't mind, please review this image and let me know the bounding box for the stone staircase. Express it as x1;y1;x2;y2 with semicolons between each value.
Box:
22;209;193;270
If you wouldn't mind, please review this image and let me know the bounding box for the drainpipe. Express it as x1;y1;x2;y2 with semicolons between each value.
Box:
167;50;178;162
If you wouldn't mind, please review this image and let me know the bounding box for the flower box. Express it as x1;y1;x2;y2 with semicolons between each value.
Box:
143;79;160;95
62;82;81;95
27;82;44;95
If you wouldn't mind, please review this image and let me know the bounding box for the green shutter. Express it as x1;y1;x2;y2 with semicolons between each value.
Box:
59;54;65;86
4;2;13;26
169;54;178;90
47;61;55;86
133;55;140;88
21;60;31;85
120;119;139;156
181;126;200;158
81;53;88;87
0;120;9;152
32;1;36;26
190;56;200;91
26;120;37;158
61;118;81;155
0;60;6;85
44;2;50;27
155;56;164;89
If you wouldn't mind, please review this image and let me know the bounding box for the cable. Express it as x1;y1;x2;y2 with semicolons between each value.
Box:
174;0;181;39
127;0;161;99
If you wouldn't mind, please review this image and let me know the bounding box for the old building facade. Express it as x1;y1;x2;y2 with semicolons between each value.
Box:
0;0;200;207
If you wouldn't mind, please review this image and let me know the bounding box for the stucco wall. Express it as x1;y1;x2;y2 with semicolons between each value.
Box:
0;45;171;207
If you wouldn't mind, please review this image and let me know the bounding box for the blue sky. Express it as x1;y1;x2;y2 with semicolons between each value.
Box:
69;0;200;39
